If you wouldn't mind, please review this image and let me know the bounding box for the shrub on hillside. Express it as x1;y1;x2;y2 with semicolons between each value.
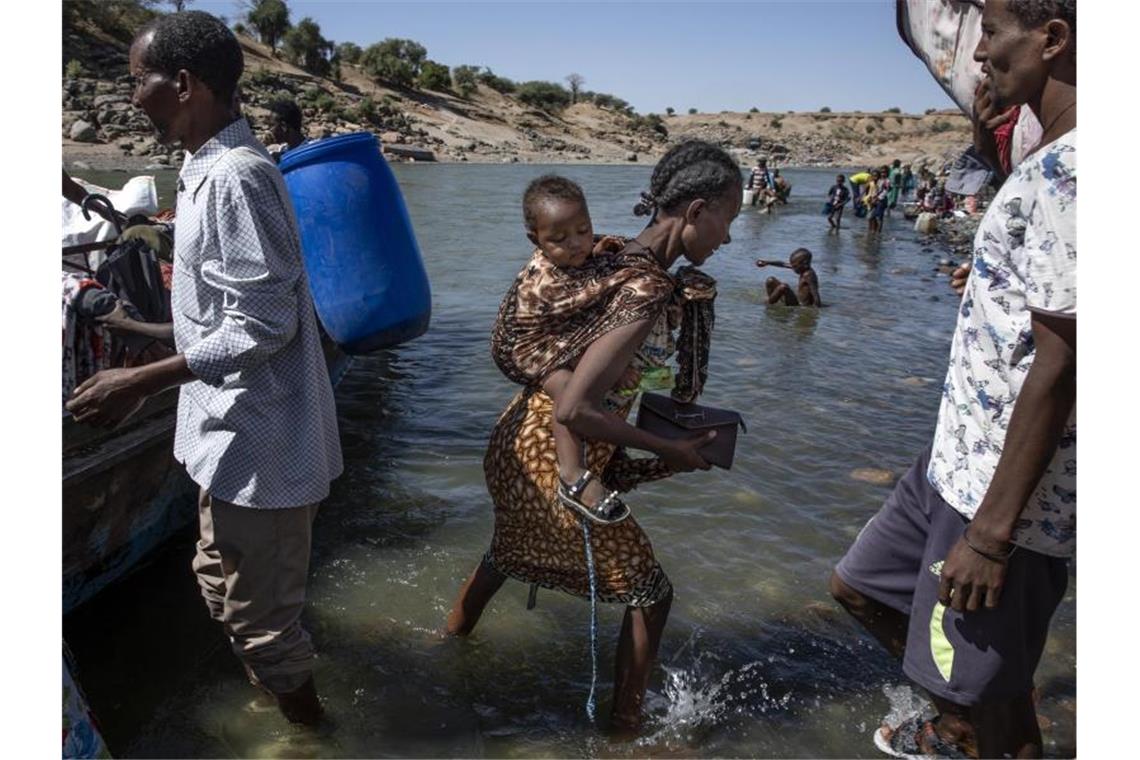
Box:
750;107;759;113
931;120;954;133
592;93;630;112
336;42;362;65
665;107;675;116
232;22;248;36
478;68;516;93
819;106;831;113
247;68;280;88
361;38;427;88
865;123;875;133
353;96;379;126
516;80;571;112
885;107;901;113
769;118;782;129
65;59;86;78
924;107;937;115
688;107;697;115
630;113;667;138
417;60;451;91
452;65;479;97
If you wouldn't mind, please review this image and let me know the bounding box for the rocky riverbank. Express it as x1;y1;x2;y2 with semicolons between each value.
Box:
64;28;975;172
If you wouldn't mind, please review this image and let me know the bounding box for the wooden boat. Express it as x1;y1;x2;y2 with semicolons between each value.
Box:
62;336;352;615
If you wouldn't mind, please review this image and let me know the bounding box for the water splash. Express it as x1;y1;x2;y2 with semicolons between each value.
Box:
637;634;794;747
879;682;934;730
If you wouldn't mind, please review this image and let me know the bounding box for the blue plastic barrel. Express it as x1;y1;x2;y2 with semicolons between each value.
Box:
279;133;431;354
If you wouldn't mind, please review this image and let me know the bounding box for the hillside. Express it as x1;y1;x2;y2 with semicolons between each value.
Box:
62;26;972;171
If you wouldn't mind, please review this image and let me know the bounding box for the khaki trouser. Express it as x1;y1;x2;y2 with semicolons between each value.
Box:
192;489;319;695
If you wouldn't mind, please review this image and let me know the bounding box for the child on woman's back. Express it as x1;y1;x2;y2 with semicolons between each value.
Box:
512;175;637;519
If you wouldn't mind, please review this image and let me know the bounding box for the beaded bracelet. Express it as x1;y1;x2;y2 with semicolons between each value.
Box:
963;524;1015;563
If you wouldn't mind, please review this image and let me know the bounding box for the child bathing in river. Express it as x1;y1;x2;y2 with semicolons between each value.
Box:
756;247;822;307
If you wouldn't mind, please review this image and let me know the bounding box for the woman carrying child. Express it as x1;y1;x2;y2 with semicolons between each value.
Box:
445;141;743;736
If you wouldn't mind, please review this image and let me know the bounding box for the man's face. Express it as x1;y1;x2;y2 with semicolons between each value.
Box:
129;33;183;145
974;0;1051;110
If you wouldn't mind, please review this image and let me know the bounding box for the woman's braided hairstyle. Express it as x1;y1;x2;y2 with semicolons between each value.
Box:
633;140;743;219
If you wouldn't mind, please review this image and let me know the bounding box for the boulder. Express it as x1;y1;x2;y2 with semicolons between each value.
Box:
93;94;129;108
70;161;92;171
70;120;98;142
850;468;897;486
625;152;638;162
380;130;404;144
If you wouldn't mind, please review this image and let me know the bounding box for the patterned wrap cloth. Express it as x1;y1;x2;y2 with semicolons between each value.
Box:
482;238;716;605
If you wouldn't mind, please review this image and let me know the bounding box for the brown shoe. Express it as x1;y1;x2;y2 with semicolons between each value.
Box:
274;676;324;726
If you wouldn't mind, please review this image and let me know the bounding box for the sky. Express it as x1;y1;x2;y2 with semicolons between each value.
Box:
190;0;959;115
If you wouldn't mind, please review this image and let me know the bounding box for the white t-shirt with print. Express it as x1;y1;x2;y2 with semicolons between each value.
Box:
928;129;1076;558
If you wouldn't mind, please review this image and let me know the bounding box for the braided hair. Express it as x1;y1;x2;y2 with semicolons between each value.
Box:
633;140;742;219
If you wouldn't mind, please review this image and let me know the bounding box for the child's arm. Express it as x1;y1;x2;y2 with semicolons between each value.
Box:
755;258;791;269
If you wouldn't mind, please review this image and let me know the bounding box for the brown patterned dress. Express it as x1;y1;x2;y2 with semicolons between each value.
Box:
483;241;716;606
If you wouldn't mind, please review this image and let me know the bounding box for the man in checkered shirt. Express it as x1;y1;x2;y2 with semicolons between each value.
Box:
66;11;341;727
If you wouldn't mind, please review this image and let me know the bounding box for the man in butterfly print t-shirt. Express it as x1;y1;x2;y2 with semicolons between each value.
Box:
828;1;1076;757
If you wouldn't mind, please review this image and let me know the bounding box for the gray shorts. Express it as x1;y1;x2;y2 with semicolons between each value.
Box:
834;447;1069;705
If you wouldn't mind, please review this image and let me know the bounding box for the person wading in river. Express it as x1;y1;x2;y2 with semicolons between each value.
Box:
829;1;1076;757
66;11;342;727
446;140;742;738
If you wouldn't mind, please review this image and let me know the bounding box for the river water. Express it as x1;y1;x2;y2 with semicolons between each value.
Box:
64;164;1076;758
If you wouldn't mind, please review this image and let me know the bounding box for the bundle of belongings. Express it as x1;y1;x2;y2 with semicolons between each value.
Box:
62;221;174;411
896;0;1044;179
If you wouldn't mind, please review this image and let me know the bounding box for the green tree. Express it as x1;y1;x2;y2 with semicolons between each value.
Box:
417;60;451;91
281;17;333;75
665;106;675;116
453;65;480;97
246;0;290;53
516;81;571;112
688;107;697;115
592;93;629;112
360;38;427;88
336;41;362;65
819;106;831;113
